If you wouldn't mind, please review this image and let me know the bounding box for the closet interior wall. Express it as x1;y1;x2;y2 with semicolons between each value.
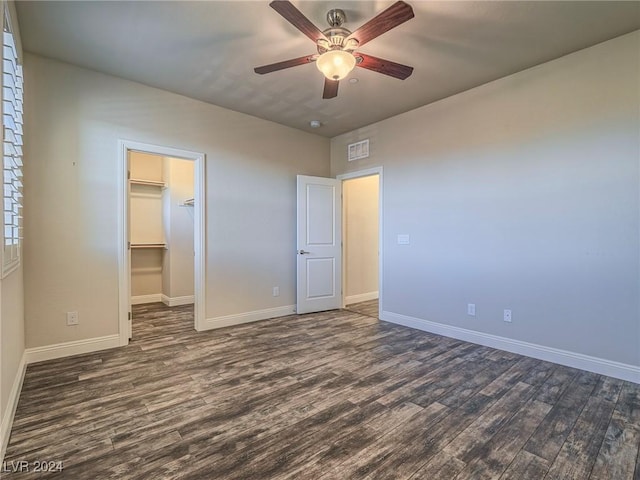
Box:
129;152;194;306
343;175;379;305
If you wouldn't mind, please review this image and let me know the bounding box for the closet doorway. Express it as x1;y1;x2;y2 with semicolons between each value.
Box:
118;141;205;344
339;168;381;318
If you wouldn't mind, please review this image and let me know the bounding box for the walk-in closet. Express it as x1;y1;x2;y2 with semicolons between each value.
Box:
129;151;195;309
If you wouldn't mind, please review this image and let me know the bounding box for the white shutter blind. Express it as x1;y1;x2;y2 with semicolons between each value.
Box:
2;16;23;276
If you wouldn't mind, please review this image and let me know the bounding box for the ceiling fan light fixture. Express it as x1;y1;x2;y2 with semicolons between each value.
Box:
256;1;415;98
316;50;356;81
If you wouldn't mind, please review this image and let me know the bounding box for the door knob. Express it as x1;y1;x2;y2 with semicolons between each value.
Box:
299;250;311;255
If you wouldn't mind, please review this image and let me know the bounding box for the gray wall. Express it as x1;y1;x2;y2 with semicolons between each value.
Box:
331;32;640;367
23;53;329;348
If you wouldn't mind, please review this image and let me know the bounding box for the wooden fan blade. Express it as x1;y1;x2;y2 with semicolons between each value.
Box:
347;1;414;47
254;55;316;74
270;1;328;43
356;53;413;80
323;79;339;99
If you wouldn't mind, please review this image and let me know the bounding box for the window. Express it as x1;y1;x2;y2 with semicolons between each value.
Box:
2;8;23;277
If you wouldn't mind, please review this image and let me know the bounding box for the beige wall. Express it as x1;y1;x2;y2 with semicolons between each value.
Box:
0;266;24;433
131;249;163;297
344;175;379;302
1;0;25;455
331;32;640;367
130;151;163;183
23;53;329;348
162;157;195;300
130;152;164;298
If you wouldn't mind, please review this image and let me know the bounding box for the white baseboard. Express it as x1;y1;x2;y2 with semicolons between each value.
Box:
131;294;162;305
345;291;379;305
24;334;121;364
0;352;26;463
161;294;194;307
381;310;640;384
201;305;296;331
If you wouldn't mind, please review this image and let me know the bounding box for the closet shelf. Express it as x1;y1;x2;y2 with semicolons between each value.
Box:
130;178;166;188
131;243;167;249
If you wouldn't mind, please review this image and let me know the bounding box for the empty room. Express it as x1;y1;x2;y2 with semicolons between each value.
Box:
0;1;639;478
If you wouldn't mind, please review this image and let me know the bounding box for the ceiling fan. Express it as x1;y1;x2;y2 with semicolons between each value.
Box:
254;0;415;99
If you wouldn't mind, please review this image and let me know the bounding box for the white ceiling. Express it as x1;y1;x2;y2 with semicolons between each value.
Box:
15;1;640;137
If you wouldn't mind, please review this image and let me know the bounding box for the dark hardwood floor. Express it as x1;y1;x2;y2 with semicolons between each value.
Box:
344;299;379;319
3;303;639;479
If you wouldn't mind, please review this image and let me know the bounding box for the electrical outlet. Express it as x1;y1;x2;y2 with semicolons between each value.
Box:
504;309;512;323
467;304;476;316
66;311;79;326
272;286;280;297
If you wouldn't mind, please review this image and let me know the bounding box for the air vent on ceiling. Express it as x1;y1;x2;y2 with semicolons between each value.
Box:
348;139;369;161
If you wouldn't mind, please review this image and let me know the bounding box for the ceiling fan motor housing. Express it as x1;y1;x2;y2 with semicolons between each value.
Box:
318;27;356;52
317;9;359;54
326;9;346;27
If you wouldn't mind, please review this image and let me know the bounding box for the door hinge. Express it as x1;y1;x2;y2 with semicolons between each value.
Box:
128;311;132;321
128;241;131;250
127;170;131;180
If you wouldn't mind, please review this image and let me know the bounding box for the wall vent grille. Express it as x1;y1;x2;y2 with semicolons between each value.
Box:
348;139;369;161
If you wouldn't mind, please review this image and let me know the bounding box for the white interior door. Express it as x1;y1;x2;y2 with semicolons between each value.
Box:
296;175;342;314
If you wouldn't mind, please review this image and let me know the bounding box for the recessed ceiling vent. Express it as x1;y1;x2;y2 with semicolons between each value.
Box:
348;139;369;161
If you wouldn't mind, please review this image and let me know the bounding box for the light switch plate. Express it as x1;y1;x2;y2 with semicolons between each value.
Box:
397;234;410;245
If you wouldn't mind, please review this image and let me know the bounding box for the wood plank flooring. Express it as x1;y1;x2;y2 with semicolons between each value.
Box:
3;303;639;479
344;299;378;319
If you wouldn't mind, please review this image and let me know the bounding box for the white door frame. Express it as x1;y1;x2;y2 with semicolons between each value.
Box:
117;140;206;345
337;167;383;312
